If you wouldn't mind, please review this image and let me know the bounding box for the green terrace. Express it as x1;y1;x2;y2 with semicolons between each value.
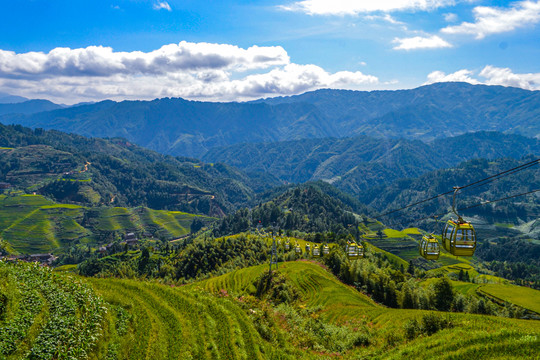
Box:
0;194;213;255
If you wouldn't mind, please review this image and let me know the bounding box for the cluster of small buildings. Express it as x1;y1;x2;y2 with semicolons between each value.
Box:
98;232;140;254
0;253;57;265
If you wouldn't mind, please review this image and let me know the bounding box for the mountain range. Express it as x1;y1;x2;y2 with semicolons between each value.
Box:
1;82;539;158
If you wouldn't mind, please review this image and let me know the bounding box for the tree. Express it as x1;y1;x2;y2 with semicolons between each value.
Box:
401;284;415;309
138;247;150;274
190;218;204;233
433;277;454;311
407;260;415;276
458;269;465;281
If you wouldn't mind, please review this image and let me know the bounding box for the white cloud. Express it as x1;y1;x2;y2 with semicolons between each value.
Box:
425;66;540;90
393;35;452;50
479;65;540;89
0;43;379;104
425;69;480;84
153;1;172;11
0;42;290;78
279;0;456;15
441;0;540;39
443;12;458;22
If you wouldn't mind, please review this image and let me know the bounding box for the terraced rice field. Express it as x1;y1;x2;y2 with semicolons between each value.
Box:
2;260;539;359
0;195;211;254
0;195;53;231
94;207;137;232
196;261;540;359
137;208;196;239
89;278;281;360
478;284;540;314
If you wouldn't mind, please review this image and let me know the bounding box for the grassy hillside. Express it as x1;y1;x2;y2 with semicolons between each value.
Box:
195;261;540;359
0;194;212;255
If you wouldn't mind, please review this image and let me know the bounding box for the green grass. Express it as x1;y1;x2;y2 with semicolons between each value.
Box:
383;229;412;238
494;223;515;228
451;281;481;296
402;228;421;235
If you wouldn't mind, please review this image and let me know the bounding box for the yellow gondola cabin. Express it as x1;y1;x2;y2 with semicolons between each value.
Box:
322;244;330;256
442;218;476;256
419;234;440;260
346;241;364;259
312;244;320;258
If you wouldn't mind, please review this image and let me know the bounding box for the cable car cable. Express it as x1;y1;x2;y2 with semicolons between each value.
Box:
416;188;540;222
457;158;540;192
374;158;540;219
376;189;455;218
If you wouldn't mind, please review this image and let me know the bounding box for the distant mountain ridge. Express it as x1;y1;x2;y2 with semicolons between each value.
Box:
0;92;28;104
0;82;539;158
0;99;63;115
203;131;540;194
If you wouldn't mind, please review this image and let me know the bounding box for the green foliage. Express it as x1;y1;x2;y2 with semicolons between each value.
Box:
174;235;271;281
0;261;106;358
0;291;6;320
432;277;454;311
215;184;360;237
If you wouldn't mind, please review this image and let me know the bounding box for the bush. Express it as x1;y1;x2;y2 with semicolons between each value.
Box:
254;271;299;305
403;313;454;340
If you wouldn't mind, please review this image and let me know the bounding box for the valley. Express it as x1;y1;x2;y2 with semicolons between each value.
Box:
0;84;539;359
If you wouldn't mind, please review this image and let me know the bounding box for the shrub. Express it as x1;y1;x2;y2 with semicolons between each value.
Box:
403;313;454;340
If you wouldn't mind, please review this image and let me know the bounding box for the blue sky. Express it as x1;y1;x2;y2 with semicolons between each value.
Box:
1;0;539;103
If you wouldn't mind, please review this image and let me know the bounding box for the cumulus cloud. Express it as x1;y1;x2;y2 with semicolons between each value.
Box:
153;1;172;11
393;35;452;50
0;42;380;104
441;0;540;39
479;65;540;89
0;42;290;78
279;0;456;15
425;66;540;90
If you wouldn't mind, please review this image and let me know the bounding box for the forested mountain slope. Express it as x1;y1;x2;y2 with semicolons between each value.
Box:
0;123;278;215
